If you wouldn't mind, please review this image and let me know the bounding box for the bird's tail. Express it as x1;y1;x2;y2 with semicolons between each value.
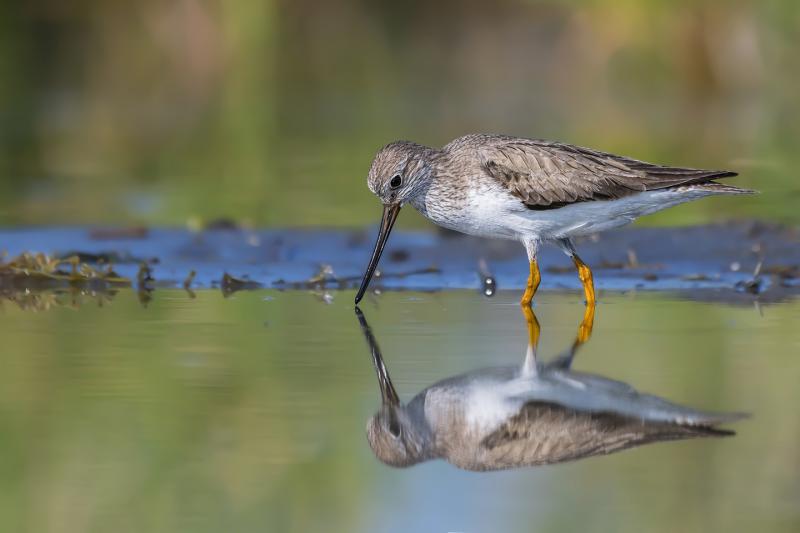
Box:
692;182;758;195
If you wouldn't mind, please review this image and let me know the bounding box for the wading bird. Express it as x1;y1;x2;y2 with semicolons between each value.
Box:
354;134;753;306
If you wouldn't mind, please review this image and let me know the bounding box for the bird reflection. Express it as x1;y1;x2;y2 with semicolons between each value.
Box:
357;305;745;471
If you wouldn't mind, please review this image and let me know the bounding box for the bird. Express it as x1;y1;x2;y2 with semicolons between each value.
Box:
353;134;754;306
355;306;746;471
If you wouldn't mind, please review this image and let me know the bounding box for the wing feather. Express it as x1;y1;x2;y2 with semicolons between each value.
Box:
475;137;738;209
476;401;733;469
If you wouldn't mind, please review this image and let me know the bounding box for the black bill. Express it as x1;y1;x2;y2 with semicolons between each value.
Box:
354;203;401;304
355;306;400;407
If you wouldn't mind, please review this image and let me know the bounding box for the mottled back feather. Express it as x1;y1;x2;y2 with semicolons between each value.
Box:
474;401;733;469
456;135;740;209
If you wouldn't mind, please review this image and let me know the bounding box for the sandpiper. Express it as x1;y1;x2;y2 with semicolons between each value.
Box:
356;306;745;471
354;134;754;305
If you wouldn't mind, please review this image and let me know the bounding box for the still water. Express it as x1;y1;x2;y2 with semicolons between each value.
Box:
0;289;797;532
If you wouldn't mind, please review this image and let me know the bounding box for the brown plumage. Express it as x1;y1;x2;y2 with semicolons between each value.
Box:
474;401;733;470
355;133;753;306
459;134;741;209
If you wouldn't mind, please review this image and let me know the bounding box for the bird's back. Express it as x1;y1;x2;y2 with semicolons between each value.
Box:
441;133;748;207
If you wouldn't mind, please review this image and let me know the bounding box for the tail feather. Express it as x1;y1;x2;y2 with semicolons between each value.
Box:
685;182;757;195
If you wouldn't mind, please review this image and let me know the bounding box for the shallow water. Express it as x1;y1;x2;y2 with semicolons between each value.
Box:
1;289;798;532
2;223;798;300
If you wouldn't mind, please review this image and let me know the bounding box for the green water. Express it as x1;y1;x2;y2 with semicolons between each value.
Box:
0;290;797;532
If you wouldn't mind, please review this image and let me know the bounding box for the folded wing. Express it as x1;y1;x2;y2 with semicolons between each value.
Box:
478;138;738;209
475;401;737;469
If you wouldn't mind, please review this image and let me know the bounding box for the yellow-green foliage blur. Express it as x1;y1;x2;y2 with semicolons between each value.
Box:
0;1;797;227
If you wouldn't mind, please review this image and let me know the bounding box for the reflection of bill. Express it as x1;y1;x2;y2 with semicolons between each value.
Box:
356;306;746;471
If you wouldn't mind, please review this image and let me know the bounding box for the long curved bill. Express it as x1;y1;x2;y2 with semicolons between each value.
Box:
354;203;401;304
355;306;400;406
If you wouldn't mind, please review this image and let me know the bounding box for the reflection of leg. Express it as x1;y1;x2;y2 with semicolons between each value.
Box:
574;300;596;347
548;295;597;371
551;300;597;370
521;304;541;376
521;304;541;349
520;260;541;307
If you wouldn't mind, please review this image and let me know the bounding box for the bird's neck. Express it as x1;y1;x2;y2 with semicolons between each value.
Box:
405;394;441;459
406;157;469;229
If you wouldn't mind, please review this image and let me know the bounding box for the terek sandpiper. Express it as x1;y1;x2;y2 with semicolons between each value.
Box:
354;134;754;305
355;306;745;471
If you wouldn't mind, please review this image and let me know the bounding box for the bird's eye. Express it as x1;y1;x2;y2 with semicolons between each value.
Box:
388;418;401;438
390;175;402;189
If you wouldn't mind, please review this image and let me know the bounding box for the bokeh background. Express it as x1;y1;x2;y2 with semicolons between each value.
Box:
1;0;797;228
2;4;799;532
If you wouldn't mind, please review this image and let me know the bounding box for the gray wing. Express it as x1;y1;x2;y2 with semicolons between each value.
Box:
475;401;734;469
476;137;738;209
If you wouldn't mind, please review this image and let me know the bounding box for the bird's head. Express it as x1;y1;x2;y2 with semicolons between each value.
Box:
366;405;427;468
355;141;436;303
356;305;431;467
366;141;435;206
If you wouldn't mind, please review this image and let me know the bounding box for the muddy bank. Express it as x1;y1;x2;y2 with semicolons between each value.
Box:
0;221;798;302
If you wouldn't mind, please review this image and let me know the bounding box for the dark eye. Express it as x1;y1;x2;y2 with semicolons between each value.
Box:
390;175;402;189
388;418;401;438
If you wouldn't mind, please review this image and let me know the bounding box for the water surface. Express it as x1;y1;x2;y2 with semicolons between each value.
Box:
0;290;797;532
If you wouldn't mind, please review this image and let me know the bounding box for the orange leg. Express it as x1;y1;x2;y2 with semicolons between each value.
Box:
520;260;541;307
571;254;596;306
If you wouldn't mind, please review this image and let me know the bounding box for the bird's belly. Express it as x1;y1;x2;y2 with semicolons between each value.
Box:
413;187;525;240
517;189;713;239
414;183;716;242
460;375;549;432
463;386;521;432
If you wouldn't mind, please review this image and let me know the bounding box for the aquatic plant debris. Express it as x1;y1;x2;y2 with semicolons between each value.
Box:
220;272;263;296
0;222;797;302
0;251;130;310
0;251;129;288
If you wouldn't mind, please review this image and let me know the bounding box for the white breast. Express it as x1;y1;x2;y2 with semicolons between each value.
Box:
417;182;525;240
414;181;720;243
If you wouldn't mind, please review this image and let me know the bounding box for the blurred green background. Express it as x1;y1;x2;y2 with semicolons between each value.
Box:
0;0;797;227
2;4;797;531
